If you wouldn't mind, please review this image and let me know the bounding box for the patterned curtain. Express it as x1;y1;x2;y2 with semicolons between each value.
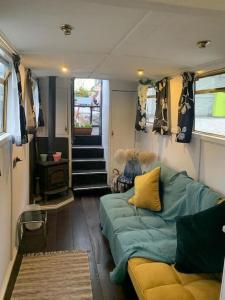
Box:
135;82;149;132
176;72;195;143
152;77;169;135
37;79;45;127
13;54;28;144
25;68;36;131
135;79;153;132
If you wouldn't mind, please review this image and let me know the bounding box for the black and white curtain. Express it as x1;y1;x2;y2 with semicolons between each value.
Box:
25;69;45;129
135;81;149;132
13;54;28;144
152;77;169;135
37;79;45;127
25;68;36;131
176;72;195;143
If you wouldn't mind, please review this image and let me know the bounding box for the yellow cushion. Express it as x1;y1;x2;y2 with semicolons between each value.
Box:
128;167;161;211
128;258;221;300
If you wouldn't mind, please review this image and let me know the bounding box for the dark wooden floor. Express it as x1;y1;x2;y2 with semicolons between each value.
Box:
5;196;138;300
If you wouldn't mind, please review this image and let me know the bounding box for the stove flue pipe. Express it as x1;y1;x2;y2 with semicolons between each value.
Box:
48;76;56;160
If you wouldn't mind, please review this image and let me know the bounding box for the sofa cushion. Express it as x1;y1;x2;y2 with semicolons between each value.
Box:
129;167;161;212
175;201;225;273
149;161;194;212
128;258;221;300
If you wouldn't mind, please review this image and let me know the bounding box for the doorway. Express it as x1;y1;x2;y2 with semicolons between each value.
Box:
73;78;102;138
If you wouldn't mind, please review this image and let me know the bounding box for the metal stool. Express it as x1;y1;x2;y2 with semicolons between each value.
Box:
17;210;47;249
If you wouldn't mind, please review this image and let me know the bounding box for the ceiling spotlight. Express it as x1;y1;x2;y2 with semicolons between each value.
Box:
60;24;73;36
196;70;205;75
196;40;211;49
61;66;69;73
137;69;144;76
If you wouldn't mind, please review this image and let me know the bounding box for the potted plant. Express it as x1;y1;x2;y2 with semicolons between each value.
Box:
74;122;92;136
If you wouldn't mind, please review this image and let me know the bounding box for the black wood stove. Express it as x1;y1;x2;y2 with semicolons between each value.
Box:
37;159;69;201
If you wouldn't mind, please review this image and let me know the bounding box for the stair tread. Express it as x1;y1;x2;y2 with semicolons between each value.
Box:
73;183;110;191
72;169;107;175
72;158;105;162
72;145;103;149
74;135;101;137
73;135;102;146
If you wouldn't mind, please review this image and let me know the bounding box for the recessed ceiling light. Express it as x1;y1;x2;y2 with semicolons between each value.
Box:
196;40;211;49
137;69;144;76
61;66;69;73
196;70;205;75
60;24;73;36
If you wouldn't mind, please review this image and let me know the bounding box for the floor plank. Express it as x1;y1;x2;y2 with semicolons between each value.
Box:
72;198;92;251
4;196;137;300
46;210;57;251
56;204;73;251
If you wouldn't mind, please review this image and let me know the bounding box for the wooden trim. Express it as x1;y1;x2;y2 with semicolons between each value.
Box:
0;77;8;133
3;249;22;300
71;78;74;142
3;75;8;132
74;104;101;108
195;87;225;95
195;69;225;95
99;80;103;136
196;68;225;79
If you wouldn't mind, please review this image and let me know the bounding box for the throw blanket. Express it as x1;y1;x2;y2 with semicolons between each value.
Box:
100;174;221;284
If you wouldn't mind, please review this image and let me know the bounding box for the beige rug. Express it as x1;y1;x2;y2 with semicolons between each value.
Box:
11;251;93;300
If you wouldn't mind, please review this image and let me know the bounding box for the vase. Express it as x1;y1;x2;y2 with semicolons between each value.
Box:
123;158;142;183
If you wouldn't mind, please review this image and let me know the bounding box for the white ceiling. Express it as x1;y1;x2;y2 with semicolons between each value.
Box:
1;0;225;81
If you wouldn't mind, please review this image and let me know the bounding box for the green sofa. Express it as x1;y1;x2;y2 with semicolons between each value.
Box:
100;161;222;288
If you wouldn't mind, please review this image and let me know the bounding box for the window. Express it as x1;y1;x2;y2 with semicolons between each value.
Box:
195;72;225;136
0;59;9;133
74;78;102;135
146;87;156;123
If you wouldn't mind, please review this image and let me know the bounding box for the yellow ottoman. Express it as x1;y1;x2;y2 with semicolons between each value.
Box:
128;258;221;300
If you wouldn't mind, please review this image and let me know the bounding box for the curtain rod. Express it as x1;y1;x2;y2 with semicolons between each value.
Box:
0;34;18;57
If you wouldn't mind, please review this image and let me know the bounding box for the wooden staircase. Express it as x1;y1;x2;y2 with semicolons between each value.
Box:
72;135;110;194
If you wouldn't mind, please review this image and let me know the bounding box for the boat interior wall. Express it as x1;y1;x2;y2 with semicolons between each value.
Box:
135;75;225;196
0;63;31;298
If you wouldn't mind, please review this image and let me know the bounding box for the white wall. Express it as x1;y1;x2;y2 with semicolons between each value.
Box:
109;80;137;180
56;77;71;138
135;75;225;196
37;77;71;139
11;141;30;247
11;65;31;248
102;80;110;181
0;65;31;298
0;136;12;299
